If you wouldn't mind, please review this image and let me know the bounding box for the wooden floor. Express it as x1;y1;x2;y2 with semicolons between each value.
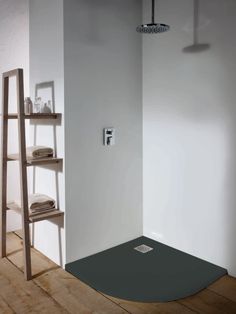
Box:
0;232;236;314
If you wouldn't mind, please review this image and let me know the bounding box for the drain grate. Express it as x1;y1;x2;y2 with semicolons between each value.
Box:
134;244;153;254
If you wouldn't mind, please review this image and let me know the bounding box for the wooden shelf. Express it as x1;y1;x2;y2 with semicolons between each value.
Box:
7;154;62;166
7;202;64;223
6;113;61;120
29;210;64;223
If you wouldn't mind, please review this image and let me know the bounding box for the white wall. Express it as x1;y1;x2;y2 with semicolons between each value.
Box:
29;0;65;265
64;0;143;263
143;0;236;276
4;0;235;277
0;0;29;232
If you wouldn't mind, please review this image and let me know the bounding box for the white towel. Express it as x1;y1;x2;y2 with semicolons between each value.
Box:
26;146;53;159
16;193;55;213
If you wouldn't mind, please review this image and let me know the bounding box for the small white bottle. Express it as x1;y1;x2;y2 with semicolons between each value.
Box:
47;100;53;113
34;97;42;113
39;98;44;113
24;97;33;114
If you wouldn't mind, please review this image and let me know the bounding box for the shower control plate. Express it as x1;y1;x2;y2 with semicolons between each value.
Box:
103;128;115;146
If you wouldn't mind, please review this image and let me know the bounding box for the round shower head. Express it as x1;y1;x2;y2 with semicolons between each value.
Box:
137;0;170;34
136;23;170;34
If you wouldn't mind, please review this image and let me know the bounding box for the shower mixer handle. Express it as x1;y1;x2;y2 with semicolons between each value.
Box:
103;128;115;146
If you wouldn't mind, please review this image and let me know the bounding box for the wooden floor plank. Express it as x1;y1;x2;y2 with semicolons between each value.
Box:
0;258;68;314
8;248;59;278
14;230;23;239
107;295;195;314
208;276;236;303
7;232;59;277
6;232;23;255
35;268;128;314
179;289;236;314
0;295;15;314
7;232;127;314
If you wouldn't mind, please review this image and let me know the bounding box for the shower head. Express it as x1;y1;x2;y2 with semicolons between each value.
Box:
137;0;170;34
136;23;170;34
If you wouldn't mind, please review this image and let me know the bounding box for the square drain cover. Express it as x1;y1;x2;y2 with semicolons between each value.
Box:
134;244;153;254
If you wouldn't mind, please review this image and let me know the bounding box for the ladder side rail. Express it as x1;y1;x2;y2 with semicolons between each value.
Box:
16;69;32;280
0;75;9;258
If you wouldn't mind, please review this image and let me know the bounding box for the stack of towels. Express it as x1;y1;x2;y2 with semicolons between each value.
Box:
16;193;56;214
26;146;54;159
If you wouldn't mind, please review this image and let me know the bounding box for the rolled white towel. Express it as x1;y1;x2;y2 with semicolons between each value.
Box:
16;193;55;213
26;146;53;159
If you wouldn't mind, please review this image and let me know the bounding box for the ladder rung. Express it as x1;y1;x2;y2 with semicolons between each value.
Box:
7;202;64;223
6;113;61;120
7;154;62;166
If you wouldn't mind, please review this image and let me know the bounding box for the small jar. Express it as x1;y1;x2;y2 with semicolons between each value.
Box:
41;102;52;113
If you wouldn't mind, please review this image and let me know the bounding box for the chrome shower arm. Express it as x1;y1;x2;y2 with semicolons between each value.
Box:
152;0;155;24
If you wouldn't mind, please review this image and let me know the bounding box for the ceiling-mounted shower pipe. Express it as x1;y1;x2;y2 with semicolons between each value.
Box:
151;0;155;24
136;0;170;34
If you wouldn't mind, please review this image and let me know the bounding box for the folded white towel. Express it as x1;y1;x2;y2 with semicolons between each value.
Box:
16;193;55;213
26;146;53;159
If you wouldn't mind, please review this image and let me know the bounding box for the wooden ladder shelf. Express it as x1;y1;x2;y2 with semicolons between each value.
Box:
0;69;64;280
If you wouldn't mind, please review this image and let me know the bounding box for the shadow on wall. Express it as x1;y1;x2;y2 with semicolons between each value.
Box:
30;81;64;266
185;0;236;274
226;120;236;278
143;0;236;275
32;81;60;203
183;0;210;53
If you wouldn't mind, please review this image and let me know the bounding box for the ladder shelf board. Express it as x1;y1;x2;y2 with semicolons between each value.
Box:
6;113;61;120
7;154;63;166
7;202;64;223
3;69;20;78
